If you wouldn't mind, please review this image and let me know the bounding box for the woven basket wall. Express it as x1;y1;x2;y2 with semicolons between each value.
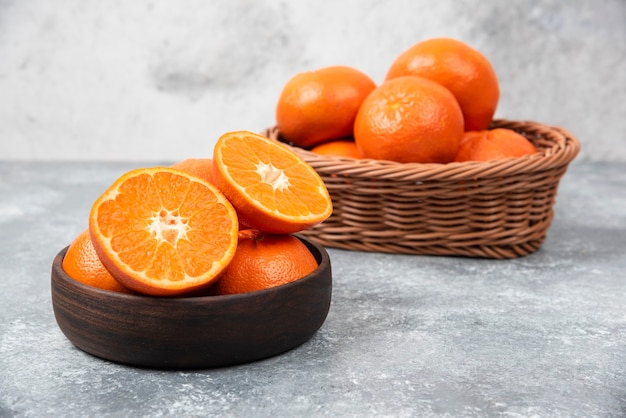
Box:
263;119;580;259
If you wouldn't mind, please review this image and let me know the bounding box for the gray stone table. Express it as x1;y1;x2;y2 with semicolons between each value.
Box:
1;160;624;417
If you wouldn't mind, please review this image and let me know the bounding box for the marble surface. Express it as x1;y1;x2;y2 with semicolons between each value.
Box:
1;0;625;162
0;160;625;417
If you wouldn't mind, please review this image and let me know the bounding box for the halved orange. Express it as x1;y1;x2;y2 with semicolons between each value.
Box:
89;167;239;296
212;131;332;234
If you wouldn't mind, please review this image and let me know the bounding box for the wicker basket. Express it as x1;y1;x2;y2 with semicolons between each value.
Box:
263;119;580;259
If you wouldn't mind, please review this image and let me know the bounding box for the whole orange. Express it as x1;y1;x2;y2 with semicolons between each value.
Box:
213;230;319;295
310;139;362;159
386;37;499;131
62;229;132;293
276;65;376;148
353;75;464;163
170;158;214;184
454;128;538;162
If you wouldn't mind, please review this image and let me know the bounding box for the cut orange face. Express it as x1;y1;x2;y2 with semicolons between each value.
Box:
212;131;333;234
89;167;239;296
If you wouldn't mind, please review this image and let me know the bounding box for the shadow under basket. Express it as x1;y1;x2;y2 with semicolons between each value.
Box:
264;119;581;259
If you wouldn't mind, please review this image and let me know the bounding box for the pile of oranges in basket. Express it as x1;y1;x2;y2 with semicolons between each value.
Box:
275;37;538;164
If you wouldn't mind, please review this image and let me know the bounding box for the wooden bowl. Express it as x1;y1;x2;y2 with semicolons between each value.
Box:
51;235;332;369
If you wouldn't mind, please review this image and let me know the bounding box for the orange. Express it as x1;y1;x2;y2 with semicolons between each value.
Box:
385;37;499;131
62;229;133;293
170;158;213;183
211;131;333;234
353;76;464;163
213;229;318;295
454;128;538;162
89;167;239;296
276;65;376;148
310;139;362;159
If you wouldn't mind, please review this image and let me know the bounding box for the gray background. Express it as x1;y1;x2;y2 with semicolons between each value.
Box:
1;0;624;162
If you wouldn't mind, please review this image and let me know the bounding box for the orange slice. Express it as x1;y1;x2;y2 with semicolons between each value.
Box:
211;131;333;234
89;167;239;296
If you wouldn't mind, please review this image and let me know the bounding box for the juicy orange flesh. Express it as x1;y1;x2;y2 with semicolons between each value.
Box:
96;171;235;282
220;135;329;218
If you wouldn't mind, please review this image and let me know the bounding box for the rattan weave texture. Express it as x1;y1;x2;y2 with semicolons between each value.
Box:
264;119;580;258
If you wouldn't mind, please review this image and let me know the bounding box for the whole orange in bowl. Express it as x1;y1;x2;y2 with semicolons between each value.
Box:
386;37;499;131
276;65;376;148
62;229;133;293
354;75;464;163
213;229;319;295
454;128;538;162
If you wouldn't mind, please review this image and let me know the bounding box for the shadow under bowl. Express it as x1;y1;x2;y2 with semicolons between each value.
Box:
51;235;332;370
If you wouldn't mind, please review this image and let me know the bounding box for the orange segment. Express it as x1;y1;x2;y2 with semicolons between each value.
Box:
212;131;332;234
89;167;239;296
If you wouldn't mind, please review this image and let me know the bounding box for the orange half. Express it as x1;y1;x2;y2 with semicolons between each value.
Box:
89;167;239;296
212;131;333;234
